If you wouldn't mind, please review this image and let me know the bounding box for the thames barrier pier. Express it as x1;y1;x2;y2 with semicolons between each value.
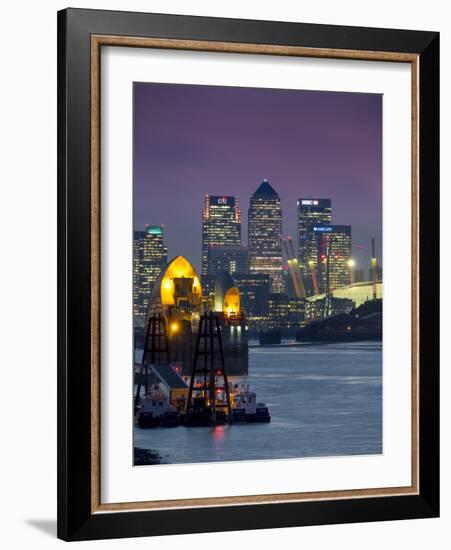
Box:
134;255;270;428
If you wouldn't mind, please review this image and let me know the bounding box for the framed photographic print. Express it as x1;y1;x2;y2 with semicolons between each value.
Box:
57;8;439;541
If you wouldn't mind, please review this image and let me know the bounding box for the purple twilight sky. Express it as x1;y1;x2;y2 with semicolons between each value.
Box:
133;82;382;275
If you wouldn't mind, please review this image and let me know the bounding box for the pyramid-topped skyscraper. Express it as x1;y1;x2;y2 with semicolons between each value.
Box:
248;179;284;293
252;179;279;198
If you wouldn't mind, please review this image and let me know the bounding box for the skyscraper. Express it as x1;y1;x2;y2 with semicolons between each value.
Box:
314;225;352;292
133;225;168;327
248;180;284;293
233;273;271;319
202;195;241;277
208;244;248;276
297;198;332;278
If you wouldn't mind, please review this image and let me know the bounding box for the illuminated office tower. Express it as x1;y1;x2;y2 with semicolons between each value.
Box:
267;294;305;328
208;244;248;275
233;273;271;318
133;225;168;327
202;195;241;277
314;225;352;292
248;179;284;293
297;198;332;277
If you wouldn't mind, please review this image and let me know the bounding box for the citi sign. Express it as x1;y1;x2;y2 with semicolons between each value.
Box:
216;197;230;205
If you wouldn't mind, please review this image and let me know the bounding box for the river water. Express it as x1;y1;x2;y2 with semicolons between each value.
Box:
133;341;382;464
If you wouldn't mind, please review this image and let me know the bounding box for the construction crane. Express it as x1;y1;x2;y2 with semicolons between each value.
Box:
323;237;334;318
287;236;307;299
283;237;306;299
307;259;320;296
371;235;378;300
283;240;301;298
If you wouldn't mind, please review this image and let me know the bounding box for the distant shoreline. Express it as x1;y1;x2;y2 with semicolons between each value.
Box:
248;340;382;349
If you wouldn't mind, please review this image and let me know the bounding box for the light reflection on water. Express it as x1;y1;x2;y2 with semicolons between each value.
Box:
134;341;382;465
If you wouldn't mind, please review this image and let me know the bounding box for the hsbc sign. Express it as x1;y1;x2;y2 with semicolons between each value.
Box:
301;199;319;206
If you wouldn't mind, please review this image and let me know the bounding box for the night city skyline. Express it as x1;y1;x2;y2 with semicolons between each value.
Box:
132;81;383;455
133;82;382;275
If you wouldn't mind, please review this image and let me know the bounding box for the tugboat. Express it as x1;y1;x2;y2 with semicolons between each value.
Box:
231;384;271;423
137;385;180;428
